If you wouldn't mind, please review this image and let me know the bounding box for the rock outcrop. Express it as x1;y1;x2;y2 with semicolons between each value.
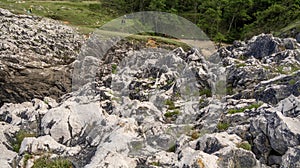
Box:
1;7;300;168
0;8;83;106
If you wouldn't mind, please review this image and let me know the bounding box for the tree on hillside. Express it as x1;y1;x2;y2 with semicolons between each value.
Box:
148;0;166;11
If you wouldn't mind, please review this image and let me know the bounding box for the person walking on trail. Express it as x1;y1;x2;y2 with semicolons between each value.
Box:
27;6;32;14
121;15;126;25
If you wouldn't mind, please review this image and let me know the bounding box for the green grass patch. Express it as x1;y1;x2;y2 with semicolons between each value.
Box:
12;130;36;153
0;0;118;34
23;153;33;168
228;102;263;114
217;122;230;131
237;142;252;151
289;79;296;85
275;66;286;74
199;88;212;97
165;99;177;110
291;65;300;72
164;110;180;118
151;162;160;166
236;63;246;68
111;64;117;74
32;156;73;168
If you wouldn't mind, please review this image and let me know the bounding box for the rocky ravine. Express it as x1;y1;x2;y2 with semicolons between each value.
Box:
1;8;300;168
0;8;83;106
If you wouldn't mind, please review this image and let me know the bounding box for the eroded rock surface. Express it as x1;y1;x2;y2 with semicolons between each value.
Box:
0;8;83;106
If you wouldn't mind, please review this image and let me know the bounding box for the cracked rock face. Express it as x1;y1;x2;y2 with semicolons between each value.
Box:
0;8;83;106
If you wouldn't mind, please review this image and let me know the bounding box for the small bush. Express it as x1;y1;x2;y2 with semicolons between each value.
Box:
237;142;252;151
12;130;36;152
32;156;73;168
217;122;230;131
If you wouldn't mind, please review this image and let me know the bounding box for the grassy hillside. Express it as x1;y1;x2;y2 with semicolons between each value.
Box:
0;0;197;49
0;0;118;34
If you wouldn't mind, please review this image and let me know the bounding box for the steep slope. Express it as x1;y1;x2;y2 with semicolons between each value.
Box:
0;8;83;106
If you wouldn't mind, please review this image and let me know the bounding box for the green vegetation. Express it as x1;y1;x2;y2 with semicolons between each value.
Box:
291;65;300;72
217;122;230;131
190;131;200;140
270;65;300;75
44;99;49;105
101;0;300;42
226;86;234;95
289;79;296;85
151;162;160;166
164;99;180;121
227;102;263;114
1;0;298;43
237;142;252;151
23;153;33;168
165;99;177;110
199;88;212;97
275;65;286;74
0;0;117;33
167;144;176;152
236;63;247;68
111;64;117;74
32;156;73;168
164;109;180;118
199;98;208;109
12;130;36;152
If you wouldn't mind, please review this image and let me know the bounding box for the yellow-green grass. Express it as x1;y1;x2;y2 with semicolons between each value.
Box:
0;0;118;34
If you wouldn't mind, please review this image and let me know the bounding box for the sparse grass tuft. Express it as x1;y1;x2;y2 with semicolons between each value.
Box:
237;142;252;151
23;153;33;168
165;99;177;110
12;130;36;153
164;110;180;118
199;88;212;97
32;156;73;168
228;102;263;114
217;122;230;131
111;64;117;74
236;63;246;68
151;162;160;166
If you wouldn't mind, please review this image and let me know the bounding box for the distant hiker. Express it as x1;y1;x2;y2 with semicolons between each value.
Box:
121;19;125;24
27;7;32;14
121;15;126;24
